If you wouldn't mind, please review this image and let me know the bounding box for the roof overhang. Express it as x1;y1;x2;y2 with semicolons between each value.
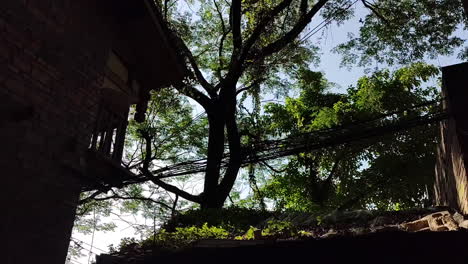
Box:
98;0;188;121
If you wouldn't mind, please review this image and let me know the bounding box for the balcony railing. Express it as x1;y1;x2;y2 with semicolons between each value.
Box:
89;104;128;163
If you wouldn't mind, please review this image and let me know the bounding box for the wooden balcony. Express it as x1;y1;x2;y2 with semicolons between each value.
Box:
81;95;135;191
81;148;135;192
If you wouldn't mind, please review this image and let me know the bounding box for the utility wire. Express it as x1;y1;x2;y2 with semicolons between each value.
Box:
87;209;97;264
71;237;107;253
300;0;360;43
104;99;446;188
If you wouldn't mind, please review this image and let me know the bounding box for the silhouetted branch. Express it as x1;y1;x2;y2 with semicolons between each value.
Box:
252;0;329;60
140;132;202;203
361;0;390;25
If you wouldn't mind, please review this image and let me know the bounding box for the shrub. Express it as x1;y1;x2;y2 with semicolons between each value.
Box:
141;223;229;250
164;207;273;235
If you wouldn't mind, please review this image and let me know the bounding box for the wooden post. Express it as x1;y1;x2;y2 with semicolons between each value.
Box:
112;119;128;163
434;62;468;213
102;119;115;156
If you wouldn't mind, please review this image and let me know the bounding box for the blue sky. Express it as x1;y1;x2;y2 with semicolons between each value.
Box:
311;5;467;92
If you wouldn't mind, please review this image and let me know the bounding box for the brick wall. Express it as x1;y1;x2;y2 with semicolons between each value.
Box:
1;1;120;263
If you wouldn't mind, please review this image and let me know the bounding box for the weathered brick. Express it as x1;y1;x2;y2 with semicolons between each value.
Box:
26;39;43;55
28;2;51;24
7;65;20;75
0;62;9;83
1;1;175;264
29;90;49;106
0;39;13;61
4;76;27;96
13;54;31;73
35;57;59;79
0;16;6;31
4;23;29;48
31;62;53;86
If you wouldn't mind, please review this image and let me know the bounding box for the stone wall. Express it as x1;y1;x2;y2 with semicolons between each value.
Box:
1;1;117;263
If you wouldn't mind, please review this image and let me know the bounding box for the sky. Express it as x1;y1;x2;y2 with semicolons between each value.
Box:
312;5;467;92
68;3;467;264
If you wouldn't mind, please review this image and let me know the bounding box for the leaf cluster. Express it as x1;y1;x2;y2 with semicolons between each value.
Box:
260;63;441;212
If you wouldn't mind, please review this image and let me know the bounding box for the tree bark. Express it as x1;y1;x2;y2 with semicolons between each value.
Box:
202;103;226;208
201;85;242;209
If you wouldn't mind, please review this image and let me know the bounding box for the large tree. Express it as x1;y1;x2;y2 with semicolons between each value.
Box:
148;0;465;209
83;0;466;209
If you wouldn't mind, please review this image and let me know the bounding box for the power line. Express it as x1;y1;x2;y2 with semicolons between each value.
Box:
112;99;446;187
69;259;86;264
71;237;108;253
300;0;360;43
269;0;360;71
69;239;101;256
87;209;97;264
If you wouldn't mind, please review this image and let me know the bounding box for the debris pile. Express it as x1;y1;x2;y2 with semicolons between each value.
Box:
308;209;468;238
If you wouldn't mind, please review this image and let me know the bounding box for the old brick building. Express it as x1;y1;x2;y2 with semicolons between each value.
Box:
1;1;184;263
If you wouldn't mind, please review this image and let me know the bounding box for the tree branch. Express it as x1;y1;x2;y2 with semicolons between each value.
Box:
324;152;345;183
148;176;202;203
230;0;243;62
164;0;170;20
243;0;293;53
171;194;179;218
91;194;173;211
79;190;105;205
214;0;228;36
140;133;202;203
171;34;217;97
214;0;231;80
239;0;293;67
236;77;265;95
361;0;390;25
300;0;308;15
251;0;329;61
261;161;287;173
173;82;212;110
217;29;232;80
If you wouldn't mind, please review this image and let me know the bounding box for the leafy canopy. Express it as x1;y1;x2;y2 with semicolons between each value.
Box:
261;63;440;211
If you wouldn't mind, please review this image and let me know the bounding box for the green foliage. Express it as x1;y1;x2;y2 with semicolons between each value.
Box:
108;237;139;254
75;87;207;239
125;87;208;166
109;224;230;252
237;226;260;240
262;220;297;238
261;63;440;212
165;207;274;235
74;197;117;234
114;0;464;211
143;223;229;249
335;0;466;66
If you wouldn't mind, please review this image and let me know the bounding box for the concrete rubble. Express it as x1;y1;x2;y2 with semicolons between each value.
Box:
400;211;461;232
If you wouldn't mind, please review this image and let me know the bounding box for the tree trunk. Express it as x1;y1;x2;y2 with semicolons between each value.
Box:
202;101;225;209
201;86;242;209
